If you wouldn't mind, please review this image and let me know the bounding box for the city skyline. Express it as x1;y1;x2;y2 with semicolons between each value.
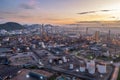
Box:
0;0;120;24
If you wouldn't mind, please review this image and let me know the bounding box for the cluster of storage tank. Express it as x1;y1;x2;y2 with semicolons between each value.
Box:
69;61;86;72
49;56;107;74
87;60;107;74
69;60;106;74
48;56;69;65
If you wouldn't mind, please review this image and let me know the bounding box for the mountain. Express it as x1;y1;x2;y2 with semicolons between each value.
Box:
23;24;54;29
0;22;25;31
23;24;42;29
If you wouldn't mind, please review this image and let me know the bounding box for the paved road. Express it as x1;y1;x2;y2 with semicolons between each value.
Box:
111;66;119;80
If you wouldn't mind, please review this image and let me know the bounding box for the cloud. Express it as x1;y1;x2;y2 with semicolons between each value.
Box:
20;3;35;9
29;0;37;6
109;16;116;19
20;0;38;9
109;16;119;20
18;15;31;19
46;18;72;21
77;11;96;15
77;9;113;15
0;17;4;19
100;10;112;12
76;21;98;23
0;11;15;14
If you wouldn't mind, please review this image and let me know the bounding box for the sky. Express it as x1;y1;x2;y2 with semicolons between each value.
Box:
0;0;120;25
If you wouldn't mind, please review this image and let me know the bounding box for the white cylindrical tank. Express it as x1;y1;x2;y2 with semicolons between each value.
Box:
0;43;1;46
49;59;53;64
97;64;106;74
59;60;63;64
69;64;74;70
80;61;86;72
26;47;30;50
87;60;95;74
17;48;20;51
67;58;70;62
32;44;36;49
80;67;85;72
62;56;67;63
41;42;46;48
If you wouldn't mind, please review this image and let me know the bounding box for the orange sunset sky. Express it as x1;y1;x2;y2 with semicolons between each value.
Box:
0;0;120;24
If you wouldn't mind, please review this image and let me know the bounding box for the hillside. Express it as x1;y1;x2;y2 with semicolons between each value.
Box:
0;22;25;31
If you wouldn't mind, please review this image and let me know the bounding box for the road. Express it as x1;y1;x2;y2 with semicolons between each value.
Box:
111;66;119;80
